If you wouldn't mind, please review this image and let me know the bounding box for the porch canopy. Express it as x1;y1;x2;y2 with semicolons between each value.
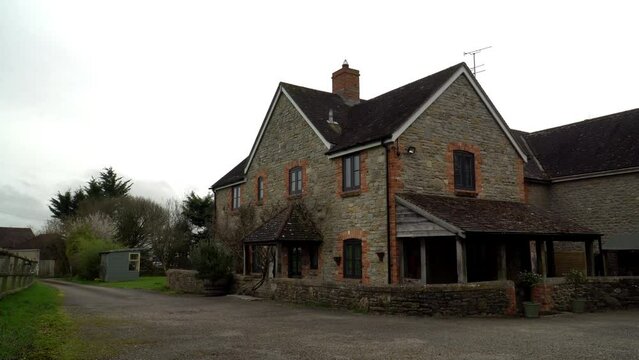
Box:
396;193;601;282
243;204;323;245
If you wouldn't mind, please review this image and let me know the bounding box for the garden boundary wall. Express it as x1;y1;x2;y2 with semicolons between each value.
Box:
0;250;38;299
533;276;639;312
166;269;204;294
236;276;517;317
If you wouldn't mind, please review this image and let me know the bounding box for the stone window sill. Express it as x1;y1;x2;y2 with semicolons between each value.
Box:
454;190;478;198
340;189;361;198
288;193;303;200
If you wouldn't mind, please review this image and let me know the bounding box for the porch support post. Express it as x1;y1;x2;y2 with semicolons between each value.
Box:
546;240;556;277
535;240;547;279
420;238;427;284
585;239;595;276
399;239;404;282
456;237;467;283
242;245;247;276
497;242;507;280
274;244;280;278
598;238;607;276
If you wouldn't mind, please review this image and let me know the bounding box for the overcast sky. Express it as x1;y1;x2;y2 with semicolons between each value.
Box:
1;1;637;231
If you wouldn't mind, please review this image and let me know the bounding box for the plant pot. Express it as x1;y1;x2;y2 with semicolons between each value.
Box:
203;278;228;297
572;298;587;313
523;301;540;318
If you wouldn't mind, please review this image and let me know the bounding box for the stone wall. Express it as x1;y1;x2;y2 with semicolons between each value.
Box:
550;173;639;247
218;94;390;285
237;276;516;317
166;269;204;294
533;276;639;312
398;75;525;202
0;250;37;299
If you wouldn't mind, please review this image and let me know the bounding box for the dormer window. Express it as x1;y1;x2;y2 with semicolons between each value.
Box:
342;153;360;192
453;150;475;191
289;167;303;195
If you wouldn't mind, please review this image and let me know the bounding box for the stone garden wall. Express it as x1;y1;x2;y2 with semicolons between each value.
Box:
533;276;639;312
166;269;204;294
0;250;37;299
237;276;517;317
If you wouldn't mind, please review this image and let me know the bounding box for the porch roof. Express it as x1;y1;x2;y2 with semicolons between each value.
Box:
243;204;322;244
396;193;600;239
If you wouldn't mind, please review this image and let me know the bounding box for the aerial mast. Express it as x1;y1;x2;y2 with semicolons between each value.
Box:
464;46;492;76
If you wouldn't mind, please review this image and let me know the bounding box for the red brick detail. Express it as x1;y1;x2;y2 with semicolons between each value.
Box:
283;160;309;199
335;229;370;285
532;284;554;312
446;143;483;197
505;285;517;316
387;143;404;284
331;63;360;103
335;151;369;198
254;170;268;206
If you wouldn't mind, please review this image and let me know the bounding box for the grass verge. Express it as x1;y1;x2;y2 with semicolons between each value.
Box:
0;282;84;359
70;276;170;293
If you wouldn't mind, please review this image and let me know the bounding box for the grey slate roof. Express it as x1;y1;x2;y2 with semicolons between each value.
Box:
210;157;248;190
514;108;639;179
398;193;598;237
0;227;35;249
243;204;322;244
212;63;467;189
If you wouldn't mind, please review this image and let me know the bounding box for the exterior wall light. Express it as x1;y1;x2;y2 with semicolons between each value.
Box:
406;146;416;155
333;256;341;266
376;251;385;262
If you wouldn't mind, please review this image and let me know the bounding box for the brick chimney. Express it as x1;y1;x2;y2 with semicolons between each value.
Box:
332;60;360;105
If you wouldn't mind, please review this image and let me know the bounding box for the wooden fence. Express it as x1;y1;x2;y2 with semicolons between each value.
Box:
0;250;38;299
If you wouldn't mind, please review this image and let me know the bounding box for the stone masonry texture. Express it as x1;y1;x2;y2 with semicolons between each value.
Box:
218;94;389;285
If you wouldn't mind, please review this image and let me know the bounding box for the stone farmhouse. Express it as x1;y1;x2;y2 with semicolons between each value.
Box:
211;61;637;289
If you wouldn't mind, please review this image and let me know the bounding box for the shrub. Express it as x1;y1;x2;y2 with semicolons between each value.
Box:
66;226;120;280
516;270;543;288
565;269;587;286
191;241;234;283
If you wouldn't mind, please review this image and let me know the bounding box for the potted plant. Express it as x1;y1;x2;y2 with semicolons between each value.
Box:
191;241;234;296
565;269;587;313
517;270;543;318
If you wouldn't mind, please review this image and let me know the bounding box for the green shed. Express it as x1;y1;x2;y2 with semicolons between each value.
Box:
99;248;144;282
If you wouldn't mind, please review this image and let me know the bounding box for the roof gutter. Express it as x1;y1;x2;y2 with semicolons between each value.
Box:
210;179;247;192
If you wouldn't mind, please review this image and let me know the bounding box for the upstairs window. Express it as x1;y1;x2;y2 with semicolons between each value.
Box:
342;153;360;192
232;185;241;209
454;150;475;191
343;239;362;279
289;167;303;195
257;176;264;202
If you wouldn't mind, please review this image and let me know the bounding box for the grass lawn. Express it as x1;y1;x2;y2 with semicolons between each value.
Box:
70;276;169;293
0;282;84;359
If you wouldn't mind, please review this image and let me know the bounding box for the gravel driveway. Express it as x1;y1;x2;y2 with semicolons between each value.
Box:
44;280;639;360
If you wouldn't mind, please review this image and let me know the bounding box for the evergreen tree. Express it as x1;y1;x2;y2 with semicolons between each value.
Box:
182;191;214;244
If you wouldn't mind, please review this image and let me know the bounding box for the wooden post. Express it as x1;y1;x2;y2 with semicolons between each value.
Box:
598;238;607;276
242;245;247;275
585;240;595;276
535;240;547;278
497;242;507;280
420;239;427;284
456;237;467;283
399;240;405;282
275;244;281;277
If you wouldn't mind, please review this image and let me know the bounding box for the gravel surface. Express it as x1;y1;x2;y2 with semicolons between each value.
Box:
44;279;639;360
